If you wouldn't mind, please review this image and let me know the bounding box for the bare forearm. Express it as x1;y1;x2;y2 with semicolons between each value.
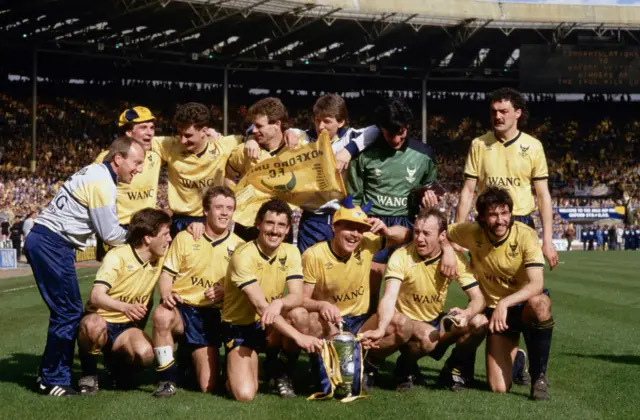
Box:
158;273;174;297
500;280;542;308
91;292;127;313
385;226;411;247
281;293;303;311
463;293;485;318
456;189;474;223
302;297;324;312
538;191;554;243
376;295;396;332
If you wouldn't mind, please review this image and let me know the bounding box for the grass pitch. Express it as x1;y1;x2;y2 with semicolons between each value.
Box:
1;253;639;420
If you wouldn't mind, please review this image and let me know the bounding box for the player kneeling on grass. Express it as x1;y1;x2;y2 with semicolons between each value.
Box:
444;186;554;400
221;198;323;402
151;186;245;397
360;208;486;391
300;196;411;392
77;208;172;395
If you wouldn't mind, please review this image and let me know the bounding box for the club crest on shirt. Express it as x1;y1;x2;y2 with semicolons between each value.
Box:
519;144;530;158
126;263;136;272
373;168;383;177
324;261;334;270
405;166;417;183
192;243;201;251
508;241;519;258
209;145;220;158
279;255;288;271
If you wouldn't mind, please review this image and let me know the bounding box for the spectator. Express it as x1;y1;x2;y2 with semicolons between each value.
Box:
9;215;23;261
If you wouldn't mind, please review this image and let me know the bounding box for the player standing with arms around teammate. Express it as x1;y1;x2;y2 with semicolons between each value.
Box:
94;106;161;261
347;98;439;308
456;88;558;269
25;136;144;396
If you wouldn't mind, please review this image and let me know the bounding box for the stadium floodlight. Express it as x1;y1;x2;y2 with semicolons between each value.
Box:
22;34;27;38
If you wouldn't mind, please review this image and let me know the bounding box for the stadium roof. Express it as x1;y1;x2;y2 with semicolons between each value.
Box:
2;0;640;91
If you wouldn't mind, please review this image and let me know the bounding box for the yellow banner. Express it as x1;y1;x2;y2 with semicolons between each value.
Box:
233;131;346;226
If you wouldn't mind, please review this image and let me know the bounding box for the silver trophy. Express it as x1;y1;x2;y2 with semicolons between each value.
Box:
332;322;357;398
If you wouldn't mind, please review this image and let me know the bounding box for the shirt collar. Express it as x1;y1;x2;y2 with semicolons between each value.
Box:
327;240;351;263
496;130;522;148
102;162;118;185
254;241;278;264
203;230;231;247
195;141;209;158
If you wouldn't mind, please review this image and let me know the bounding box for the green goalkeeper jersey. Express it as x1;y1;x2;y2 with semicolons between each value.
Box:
346;137;437;217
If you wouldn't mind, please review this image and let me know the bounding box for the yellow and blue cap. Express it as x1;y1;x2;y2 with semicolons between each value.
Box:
332;195;373;228
118;106;156;127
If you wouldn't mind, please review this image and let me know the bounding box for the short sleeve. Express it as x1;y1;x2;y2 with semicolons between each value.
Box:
94;252;122;289
217;135;244;156
302;249;318;285
532;145;549;181
286;246;303;282
226;144;246;175
229;250;257;290
453;252;478;291
151;136;173;162
363;233;384;254
463;140;480;180
163;233;186;276
384;248;405;282
523;230;545;269
447;223;474;250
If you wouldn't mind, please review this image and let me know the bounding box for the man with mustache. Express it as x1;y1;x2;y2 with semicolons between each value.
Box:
151;186;245;398
221;198;322;402
77;209;172;395
454;87;557;385
447;186;554;401
25;136;144;396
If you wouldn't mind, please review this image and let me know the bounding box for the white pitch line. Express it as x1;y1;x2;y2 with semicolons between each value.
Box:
0;274;95;294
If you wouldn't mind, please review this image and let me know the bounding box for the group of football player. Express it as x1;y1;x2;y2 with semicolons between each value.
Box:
26;88;558;402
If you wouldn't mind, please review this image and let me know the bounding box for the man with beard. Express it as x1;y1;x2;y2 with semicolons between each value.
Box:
446;187;554;401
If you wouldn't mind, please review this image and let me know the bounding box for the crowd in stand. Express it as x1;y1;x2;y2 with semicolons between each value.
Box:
1;81;639;246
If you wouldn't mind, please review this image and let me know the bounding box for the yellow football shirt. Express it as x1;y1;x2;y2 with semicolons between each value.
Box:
384;244;478;322
153;135;242;217
222;241;303;325
302;234;385;317
226;142;288;180
447;221;545;308
86;245;164;323
463;131;548;216
162;230;245;308
94;149;162;225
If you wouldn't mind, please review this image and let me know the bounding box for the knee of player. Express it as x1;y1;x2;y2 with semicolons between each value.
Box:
133;340;155;366
469;314;489;333
285;307;309;329
152;306;175;332
390;313;412;340
232;384;257;402
527;294;552;320
81;315;106;340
